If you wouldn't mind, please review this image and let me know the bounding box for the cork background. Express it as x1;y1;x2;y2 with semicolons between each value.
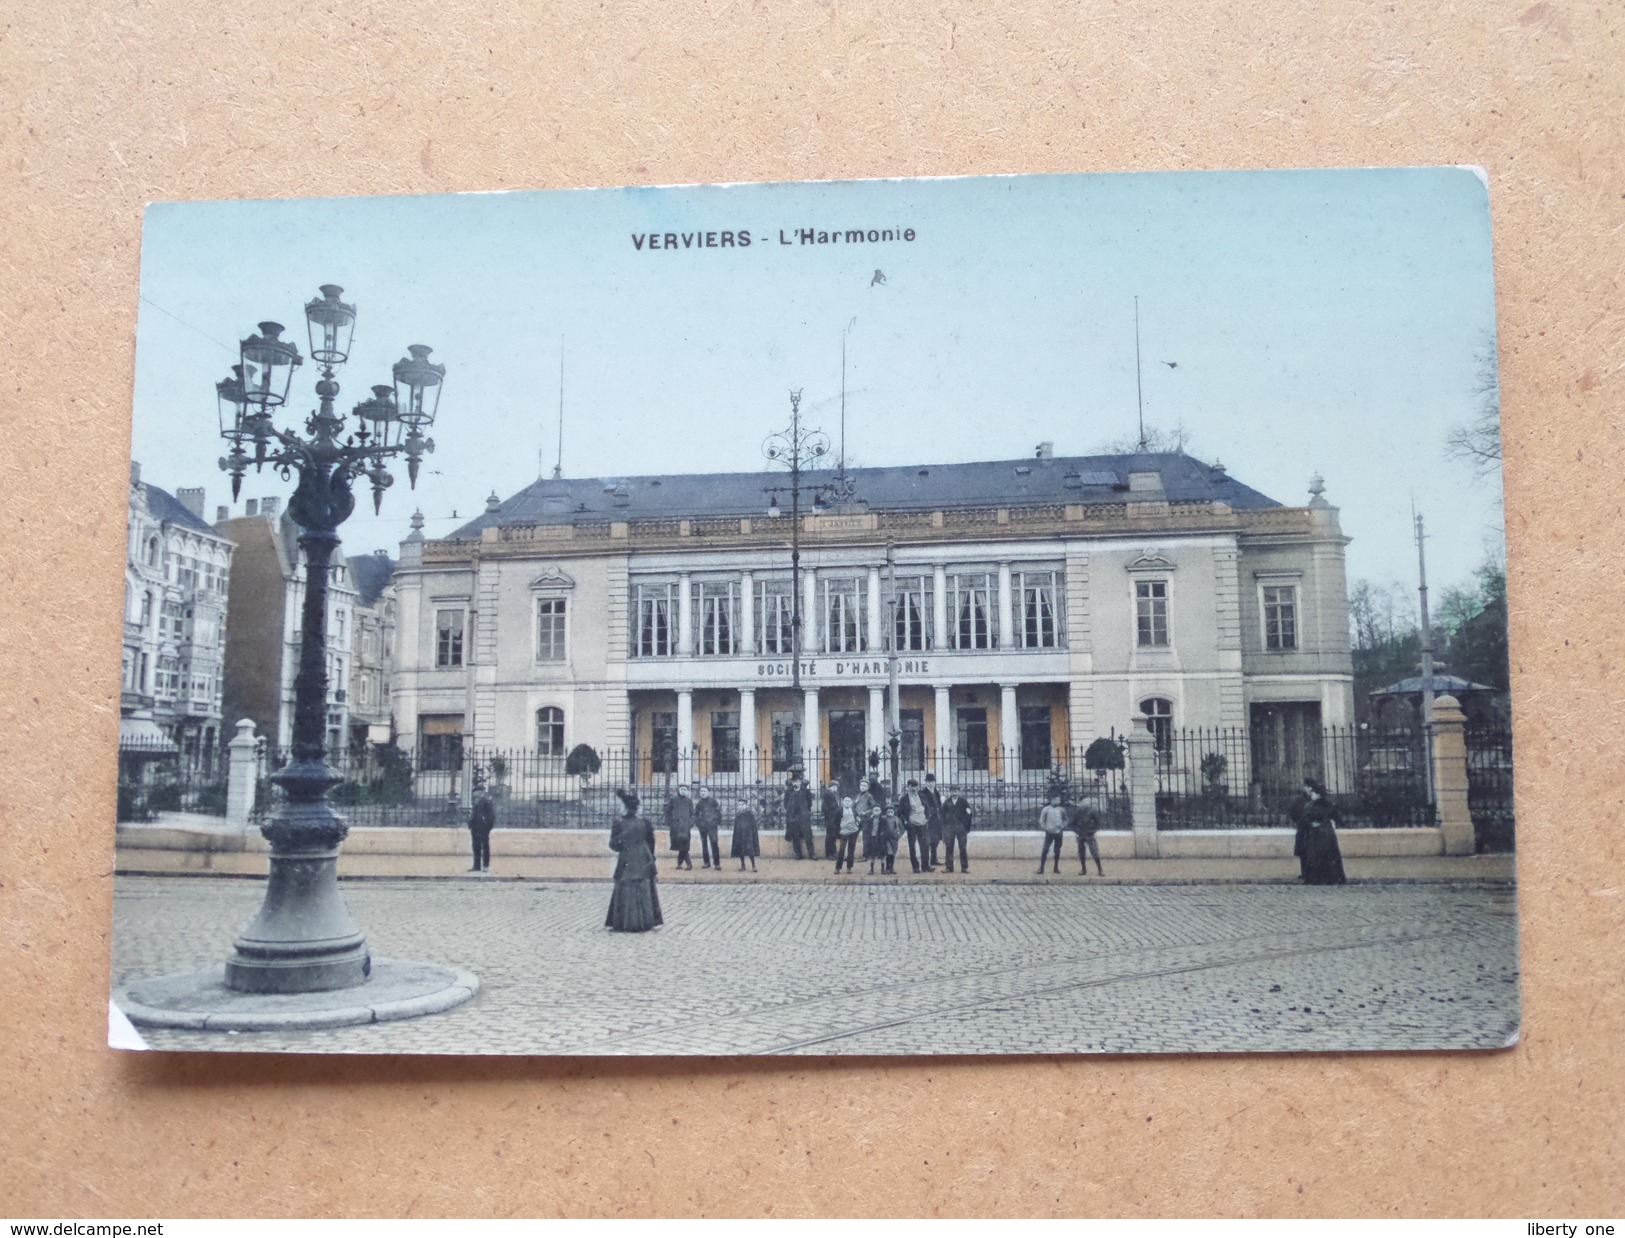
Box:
2;0;1621;1218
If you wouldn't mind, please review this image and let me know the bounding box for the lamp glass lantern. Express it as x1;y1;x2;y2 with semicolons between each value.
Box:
215;365;249;443
393;344;445;429
238;322;302;409
354;384;402;451
304;284;357;367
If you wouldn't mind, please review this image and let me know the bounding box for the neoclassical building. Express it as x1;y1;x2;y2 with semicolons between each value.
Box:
390;450;1353;789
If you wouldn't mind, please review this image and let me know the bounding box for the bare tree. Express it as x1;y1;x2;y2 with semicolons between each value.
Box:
1094;424;1195;455
1444;341;1502;476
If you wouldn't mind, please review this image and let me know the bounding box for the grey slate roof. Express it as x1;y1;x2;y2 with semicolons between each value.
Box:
141;482;217;536
348;553;397;605
451;452;1281;539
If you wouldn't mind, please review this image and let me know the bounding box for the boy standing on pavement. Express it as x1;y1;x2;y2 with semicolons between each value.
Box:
1069;799;1106;876
1038;791;1068;875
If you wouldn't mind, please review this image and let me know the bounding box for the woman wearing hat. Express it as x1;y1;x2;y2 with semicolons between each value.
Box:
606;788;664;931
1289;777;1347;885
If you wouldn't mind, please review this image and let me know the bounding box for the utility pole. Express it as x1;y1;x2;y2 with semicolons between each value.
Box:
885;539;901;794
1415;509;1437;801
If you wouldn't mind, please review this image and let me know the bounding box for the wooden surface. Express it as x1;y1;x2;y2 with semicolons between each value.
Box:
2;0;1621;1217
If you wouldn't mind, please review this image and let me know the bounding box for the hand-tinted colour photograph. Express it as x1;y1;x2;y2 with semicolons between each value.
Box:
110;167;1518;1055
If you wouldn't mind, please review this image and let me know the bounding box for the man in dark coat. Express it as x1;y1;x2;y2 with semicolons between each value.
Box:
939;786;972;874
664;784;695;870
784;770;816;859
899;778;931;873
920;772;945;868
820;781;843;858
694;784;723;870
1067;800;1106;876
467;791;495;872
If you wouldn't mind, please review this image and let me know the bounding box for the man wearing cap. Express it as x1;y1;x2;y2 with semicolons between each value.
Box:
784;768;816;860
900;777;932;873
920;772;945;869
664;783;695;870
694;783;723;870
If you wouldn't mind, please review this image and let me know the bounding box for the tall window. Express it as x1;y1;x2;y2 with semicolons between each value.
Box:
757;580;796;655
633;582;674;657
770;711;801;772
536;706;565;757
419;714;464;771
537;597;567;660
435;608;465;667
1016;569;1061;648
900;709;925;771
695;581;739;656
949;571;994;650
1140;697;1173;756
893;575;932;651
1135;580;1169;647
822;577;865;653
1019;704;1053;770
956;707;990;771
650;711;678;774
711;710;740;773
1263;585;1298;651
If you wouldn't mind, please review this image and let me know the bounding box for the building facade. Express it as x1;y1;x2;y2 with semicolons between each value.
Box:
121;463;234;771
346;550;399;760
216;496;358;757
391;452;1354;790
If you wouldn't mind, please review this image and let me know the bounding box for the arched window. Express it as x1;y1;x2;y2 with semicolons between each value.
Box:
1139;697;1174;756
537;707;565;757
145;536;160;567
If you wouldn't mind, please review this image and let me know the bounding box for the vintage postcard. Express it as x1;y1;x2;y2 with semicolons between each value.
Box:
110;168;1517;1055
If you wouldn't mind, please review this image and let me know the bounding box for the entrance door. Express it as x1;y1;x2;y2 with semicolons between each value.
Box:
828;710;867;798
957;707;990;772
1249;701;1322;792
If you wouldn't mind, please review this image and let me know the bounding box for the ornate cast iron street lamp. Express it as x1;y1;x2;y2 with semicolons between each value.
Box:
761;390;856;694
216;284;445;994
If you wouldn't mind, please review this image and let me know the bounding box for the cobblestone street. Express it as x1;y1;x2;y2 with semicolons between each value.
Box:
111;875;1520;1056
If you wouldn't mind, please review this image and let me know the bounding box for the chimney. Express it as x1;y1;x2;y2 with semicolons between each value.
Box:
176;487;205;519
244;499;259;516
260;496;281;516
216;505;229;522
130;461;142;487
1035;441;1054;459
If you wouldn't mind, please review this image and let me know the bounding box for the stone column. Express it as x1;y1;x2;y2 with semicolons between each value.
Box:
802;687;820;782
1430;695;1475;856
998;562;1014;649
677;689;694;785
225;718;259;831
1000;683;1020;775
677;573;694;656
739;687;757;779
867;566;883;653
933;565;948;650
934;684;953;778
1125;712;1161;858
739;571;755;655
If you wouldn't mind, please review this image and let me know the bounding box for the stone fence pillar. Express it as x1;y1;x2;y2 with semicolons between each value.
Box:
225;719;259;831
1125;713;1160;858
1430;695;1475;855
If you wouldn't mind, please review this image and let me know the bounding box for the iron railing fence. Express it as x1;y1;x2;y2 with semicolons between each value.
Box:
250;744;1131;831
1152;725;1436;829
1464;722;1515;852
116;737;229;821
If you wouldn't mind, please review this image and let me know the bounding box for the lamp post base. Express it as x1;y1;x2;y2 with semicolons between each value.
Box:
225;844;370;994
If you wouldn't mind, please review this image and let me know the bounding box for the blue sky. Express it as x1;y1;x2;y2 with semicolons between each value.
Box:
131;167;1502;591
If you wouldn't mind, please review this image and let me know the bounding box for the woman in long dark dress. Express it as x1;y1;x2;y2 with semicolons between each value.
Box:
606;788;664;931
1290;777;1347;885
730;798;761;871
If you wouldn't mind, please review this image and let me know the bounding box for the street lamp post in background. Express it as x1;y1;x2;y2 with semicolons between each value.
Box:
216;284;445;994
763;390;856;780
